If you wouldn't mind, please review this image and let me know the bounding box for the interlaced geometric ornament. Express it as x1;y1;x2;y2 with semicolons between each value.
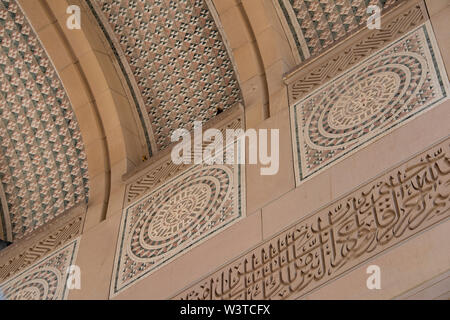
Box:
0;0;90;241
0;238;80;300
111;160;245;297
291;22;449;185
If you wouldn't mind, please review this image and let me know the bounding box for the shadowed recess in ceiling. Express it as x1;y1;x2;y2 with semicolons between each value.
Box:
0;0;90;241
87;0;243;152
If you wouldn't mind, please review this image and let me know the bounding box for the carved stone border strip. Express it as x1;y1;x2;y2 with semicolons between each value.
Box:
174;136;450;300
284;0;427;105
272;0;309;64
124;104;245;205
0;205;86;282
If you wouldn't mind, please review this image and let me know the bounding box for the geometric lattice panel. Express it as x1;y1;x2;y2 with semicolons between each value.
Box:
0;0;89;241
275;0;401;62
90;0;242;151
111;161;245;297
0;238;79;300
291;22;449;184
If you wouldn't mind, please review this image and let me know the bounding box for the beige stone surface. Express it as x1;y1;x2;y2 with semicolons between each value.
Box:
212;0;239;15
241;74;268;107
268;87;289;115
37;23;75;71
395;271;450;300
429;4;450;73
233;42;264;84
245;102;268;130
59;63;93;111
212;0;296;128
425;0;450;17
246;107;295;215
219;5;253;50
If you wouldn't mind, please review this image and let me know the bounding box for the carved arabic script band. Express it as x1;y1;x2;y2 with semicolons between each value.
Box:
175;138;450;300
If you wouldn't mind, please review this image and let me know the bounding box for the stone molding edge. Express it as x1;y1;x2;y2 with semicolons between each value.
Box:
173;135;450;300
393;269;450;300
83;0;157;156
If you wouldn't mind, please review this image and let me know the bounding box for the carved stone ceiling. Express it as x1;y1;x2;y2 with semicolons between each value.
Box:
290;22;449;184
276;0;401;62
0;0;90;242
90;0;243;152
